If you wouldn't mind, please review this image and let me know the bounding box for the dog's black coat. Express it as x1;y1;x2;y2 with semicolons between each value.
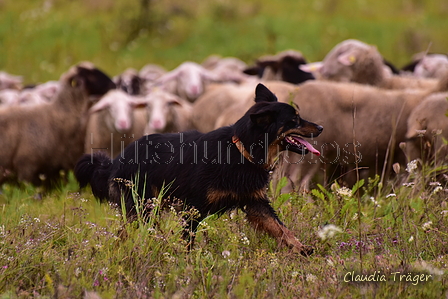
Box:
75;83;322;252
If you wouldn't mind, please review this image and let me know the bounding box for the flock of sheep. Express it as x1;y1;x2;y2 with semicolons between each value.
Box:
0;38;447;193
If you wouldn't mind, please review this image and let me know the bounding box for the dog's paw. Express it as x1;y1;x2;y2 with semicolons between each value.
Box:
298;245;314;257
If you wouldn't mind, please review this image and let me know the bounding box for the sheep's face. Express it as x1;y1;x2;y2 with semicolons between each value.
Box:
89;90;146;133
177;63;206;101
319;39;372;82
145;90;180;133
414;54;448;78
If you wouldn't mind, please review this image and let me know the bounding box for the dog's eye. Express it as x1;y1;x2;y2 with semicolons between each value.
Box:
286;120;298;128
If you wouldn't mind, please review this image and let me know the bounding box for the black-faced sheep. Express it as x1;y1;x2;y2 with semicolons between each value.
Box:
0;62;115;190
85;89;148;159
244;49;315;84
114;68;144;96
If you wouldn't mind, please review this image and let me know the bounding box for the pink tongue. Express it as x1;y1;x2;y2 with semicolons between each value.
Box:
292;136;321;156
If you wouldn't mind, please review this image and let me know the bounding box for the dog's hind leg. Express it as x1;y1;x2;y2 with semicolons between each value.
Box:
243;201;313;256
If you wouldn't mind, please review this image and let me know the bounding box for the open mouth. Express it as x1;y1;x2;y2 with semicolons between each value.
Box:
285;134;321;156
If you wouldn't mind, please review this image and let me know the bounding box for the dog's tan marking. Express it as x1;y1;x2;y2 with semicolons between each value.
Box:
246;214;306;252
151;185;160;198
206;188;266;205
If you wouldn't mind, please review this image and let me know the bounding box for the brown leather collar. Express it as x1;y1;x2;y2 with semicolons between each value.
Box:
232;136;255;164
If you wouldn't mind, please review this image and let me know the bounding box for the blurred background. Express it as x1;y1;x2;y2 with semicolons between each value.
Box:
1;0;447;83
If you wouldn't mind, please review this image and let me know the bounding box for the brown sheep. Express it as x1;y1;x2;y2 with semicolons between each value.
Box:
405;92;448;164
0;62;115;190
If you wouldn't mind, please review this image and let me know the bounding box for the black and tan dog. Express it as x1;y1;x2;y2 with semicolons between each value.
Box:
75;83;323;254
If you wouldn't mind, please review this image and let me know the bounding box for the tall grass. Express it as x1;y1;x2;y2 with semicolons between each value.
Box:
0;165;447;298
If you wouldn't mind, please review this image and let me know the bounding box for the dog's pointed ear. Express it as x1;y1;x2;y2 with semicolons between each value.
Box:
250;110;275;127
254;83;278;103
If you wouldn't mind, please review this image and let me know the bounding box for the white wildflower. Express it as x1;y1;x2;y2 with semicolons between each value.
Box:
370;197;381;207
291;271;300;278
406;160;418;173
408;236;414;242
422;221;433;231
163;252;175;263
336;186;352;198
240;232;250;245
432;186;443;195
386;193;396;198
75;267;82;277
415;130;426;137
317;224;343;241
222;250;231;258
441;210;448;217
0;225;6;237
306;274;317;282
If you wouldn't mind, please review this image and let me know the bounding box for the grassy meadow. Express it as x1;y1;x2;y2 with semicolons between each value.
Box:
1;0;448;298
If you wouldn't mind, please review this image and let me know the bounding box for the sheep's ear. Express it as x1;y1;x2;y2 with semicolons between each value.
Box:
89;99;110;114
250;110;275;127
200;68;220;81
254;83;277;103
155;68;181;84
299;62;323;73
166;94;183;106
338;52;357;66
130;99;148;109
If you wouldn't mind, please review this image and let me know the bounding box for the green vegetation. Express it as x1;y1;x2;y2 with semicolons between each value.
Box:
0;0;447;83
0;0;447;297
0;167;447;298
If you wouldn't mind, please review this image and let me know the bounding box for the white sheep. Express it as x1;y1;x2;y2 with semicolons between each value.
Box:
414;54;448;79
202;55;252;83
0;89;19;106
300;39;443;91
142;88;194;134
0;71;22;90
0;81;60;106
18;81;60;105
151;61;222;102
85;89;148;158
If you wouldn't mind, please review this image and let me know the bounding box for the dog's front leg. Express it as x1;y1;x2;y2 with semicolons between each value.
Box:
243;201;313;256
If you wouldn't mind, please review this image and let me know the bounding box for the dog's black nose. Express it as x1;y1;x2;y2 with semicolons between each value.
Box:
317;125;323;133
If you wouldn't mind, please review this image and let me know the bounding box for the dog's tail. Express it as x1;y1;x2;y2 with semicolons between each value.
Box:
74;152;113;201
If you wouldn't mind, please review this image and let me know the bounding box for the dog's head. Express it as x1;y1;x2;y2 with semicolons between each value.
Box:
234;84;322;166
